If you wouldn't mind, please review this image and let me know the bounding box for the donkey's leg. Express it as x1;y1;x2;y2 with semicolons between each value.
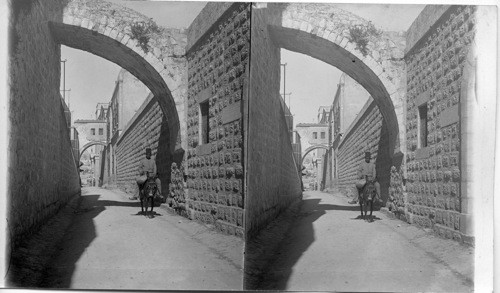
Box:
370;199;374;216
146;197;153;218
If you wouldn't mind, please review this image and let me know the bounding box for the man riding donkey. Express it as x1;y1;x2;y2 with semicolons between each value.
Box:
349;151;381;221
133;148;162;201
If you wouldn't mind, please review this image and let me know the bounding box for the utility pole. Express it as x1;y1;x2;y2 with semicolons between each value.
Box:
60;59;67;102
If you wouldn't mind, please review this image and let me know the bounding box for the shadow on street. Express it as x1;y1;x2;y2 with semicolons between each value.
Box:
253;194;386;290
92;199;139;208
38;191;169;288
352;215;382;221
39;193;103;288
254;196;370;290
132;211;164;217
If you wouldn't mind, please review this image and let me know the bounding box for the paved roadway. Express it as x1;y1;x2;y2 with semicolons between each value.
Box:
256;190;474;292
41;187;244;290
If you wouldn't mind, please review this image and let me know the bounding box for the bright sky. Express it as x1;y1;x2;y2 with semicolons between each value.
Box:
61;1;424;124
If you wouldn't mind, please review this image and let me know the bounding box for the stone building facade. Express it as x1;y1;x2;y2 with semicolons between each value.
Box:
296;122;328;189
112;94;173;197
324;74;374;190
184;3;250;237
108;69;151;140
8;0;80;244
103;69;151;186
332;73;372;142
333;100;391;201
296;123;329;155
74;118;107;185
74;119;107;147
403;5;477;241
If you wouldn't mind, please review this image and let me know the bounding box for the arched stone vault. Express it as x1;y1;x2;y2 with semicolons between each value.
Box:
265;3;406;158
79;141;107;159
301;144;330;165
49;0;188;153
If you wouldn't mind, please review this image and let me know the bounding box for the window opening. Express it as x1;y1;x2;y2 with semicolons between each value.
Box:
200;101;210;144
418;103;428;148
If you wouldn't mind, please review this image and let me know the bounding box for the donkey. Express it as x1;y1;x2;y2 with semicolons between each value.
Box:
360;181;377;222
140;175;158;218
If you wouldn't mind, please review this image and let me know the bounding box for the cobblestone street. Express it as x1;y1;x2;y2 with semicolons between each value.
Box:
37;187;244;290
254;190;474;292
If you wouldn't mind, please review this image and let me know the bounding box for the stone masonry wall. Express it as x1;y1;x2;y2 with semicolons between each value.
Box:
404;6;476;241
8;0;80;244
115;95;172;197
184;3;250;237
336;100;391;203
245;4;302;239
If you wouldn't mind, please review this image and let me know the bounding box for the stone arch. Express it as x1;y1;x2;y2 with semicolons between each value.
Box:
49;0;188;153
79;141;107;159
301;144;330;165
265;3;406;158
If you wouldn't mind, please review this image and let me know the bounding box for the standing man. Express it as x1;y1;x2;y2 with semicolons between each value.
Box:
300;165;306;191
132;148;162;200
349;151;381;204
78;161;84;187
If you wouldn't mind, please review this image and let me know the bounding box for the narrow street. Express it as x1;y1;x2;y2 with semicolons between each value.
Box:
256;190;473;292
40;187;244;290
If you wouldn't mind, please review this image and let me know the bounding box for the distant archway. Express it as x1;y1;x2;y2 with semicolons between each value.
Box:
301;144;330;165
79;141;107;160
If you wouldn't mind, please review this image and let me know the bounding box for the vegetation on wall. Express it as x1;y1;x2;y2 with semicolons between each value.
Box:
348;23;381;56
130;20;162;53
